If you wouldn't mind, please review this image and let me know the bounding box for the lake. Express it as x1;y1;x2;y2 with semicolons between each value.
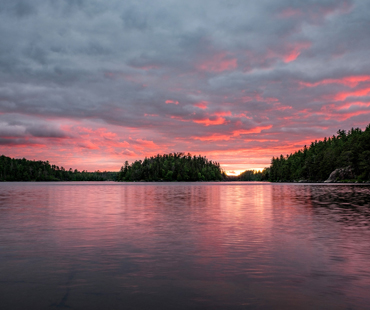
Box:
0;182;369;309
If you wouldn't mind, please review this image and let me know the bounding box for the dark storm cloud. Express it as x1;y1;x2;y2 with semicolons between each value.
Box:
1;0;369;170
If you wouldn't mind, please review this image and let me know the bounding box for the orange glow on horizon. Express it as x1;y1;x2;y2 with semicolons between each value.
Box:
225;168;265;176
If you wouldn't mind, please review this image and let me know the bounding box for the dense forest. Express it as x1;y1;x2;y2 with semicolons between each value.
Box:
268;125;370;182
237;169;269;181
117;153;225;181
0;155;117;181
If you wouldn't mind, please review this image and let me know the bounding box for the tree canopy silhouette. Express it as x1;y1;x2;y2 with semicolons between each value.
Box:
268;125;370;182
0;155;116;181
117;152;224;182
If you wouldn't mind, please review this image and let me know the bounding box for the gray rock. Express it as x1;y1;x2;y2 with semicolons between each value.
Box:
324;166;355;183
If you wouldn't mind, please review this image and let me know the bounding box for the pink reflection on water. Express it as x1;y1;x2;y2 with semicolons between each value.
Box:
0;182;369;309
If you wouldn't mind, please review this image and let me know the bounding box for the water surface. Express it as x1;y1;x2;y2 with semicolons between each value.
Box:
0;182;369;309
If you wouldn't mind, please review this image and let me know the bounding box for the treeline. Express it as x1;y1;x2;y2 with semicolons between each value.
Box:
238;169;269;181
117;152;224;181
269;125;370;182
5;124;370;183
0;155;117;181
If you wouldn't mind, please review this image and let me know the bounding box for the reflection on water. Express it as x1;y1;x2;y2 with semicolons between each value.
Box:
0;182;369;309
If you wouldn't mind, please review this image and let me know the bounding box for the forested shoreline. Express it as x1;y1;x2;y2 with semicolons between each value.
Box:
1;124;370;183
0;153;224;182
267;125;370;182
0;155;117;181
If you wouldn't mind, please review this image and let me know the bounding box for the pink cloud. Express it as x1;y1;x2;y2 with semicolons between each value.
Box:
241;41;311;69
335;101;370;110
193;117;226;126
122;149;136;156
195;134;231;141
278;8;303;18
197;53;237;72
194;125;272;141
275;105;292;111
165;100;179;105
277;1;352;25
214;111;232;117
301;75;370;88
326;110;370;121
194;101;208;109
192;111;232;126
130;138;161;150
233;125;273;136
283;42;311;63
334;87;370;101
170;115;189;122
317;100;370;121
78;141;100;150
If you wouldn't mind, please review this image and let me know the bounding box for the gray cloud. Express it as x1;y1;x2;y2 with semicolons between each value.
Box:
0;114;68;144
0;0;369;169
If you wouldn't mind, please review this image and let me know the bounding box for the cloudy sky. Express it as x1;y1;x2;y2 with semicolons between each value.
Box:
1;0;370;174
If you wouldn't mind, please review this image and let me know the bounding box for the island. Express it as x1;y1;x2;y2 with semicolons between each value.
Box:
117;153;224;182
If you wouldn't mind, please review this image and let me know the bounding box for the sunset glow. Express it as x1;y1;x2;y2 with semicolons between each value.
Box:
1;0;369;174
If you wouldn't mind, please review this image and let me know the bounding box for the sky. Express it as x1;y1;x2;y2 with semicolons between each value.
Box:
1;0;370;175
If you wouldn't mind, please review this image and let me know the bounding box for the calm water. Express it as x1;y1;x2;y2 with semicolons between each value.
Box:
0;182;370;310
